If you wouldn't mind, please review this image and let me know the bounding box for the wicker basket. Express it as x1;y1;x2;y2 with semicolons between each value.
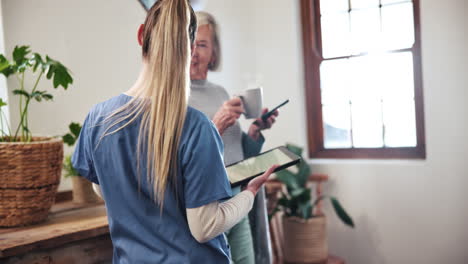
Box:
283;215;328;264
0;137;63;227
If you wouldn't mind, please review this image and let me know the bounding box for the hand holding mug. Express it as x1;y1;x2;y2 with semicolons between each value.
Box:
212;97;244;135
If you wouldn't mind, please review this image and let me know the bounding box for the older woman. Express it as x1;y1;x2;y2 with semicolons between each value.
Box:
189;11;279;264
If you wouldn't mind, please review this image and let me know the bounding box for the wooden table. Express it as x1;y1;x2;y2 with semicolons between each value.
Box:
0;202;112;264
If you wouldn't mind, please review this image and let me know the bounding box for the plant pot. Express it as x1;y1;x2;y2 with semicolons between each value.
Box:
0;137;63;227
283;215;328;264
71;176;101;204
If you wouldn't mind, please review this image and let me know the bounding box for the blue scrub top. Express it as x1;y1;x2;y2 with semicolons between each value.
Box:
72;94;232;264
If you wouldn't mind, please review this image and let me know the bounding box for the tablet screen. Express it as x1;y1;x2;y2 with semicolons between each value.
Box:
226;147;299;186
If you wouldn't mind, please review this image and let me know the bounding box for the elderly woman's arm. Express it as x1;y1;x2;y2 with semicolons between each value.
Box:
243;108;279;158
242;132;264;158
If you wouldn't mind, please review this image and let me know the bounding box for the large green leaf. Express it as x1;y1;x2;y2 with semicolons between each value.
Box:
69;122;82;138
286;143;303;157
0;98;7;107
30;53;45;72
45;56;73;89
296;160;311;187
298;201;312;219
330;197;355;228
275;169;299;191
62;133;76;146
12;45;30;65
0;55;10;72
290;188;308;198
0;55;14;77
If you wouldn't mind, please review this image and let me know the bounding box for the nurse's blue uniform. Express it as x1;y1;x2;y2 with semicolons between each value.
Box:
72;94;232;264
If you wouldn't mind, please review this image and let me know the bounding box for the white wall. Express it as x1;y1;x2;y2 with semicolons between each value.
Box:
2;0;146;190
0;1;9;132
3;0;468;263
242;0;468;264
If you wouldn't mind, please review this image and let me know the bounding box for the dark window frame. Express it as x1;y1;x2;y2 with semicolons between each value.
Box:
300;0;426;159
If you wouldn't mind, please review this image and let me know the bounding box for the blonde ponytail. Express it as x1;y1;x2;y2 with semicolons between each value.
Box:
102;0;197;208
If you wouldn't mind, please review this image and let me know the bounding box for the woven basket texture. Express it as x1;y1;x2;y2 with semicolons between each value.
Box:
283;215;328;264
0;137;63;227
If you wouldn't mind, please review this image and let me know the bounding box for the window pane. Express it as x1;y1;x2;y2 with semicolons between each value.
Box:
383;99;417;147
323;104;352;149
351;100;384;147
350;8;381;54
348;55;383;102
381;2;415;50
320;59;351;104
320;0;349;14
351;0;379;9
321;13;351;58
381;0;412;5
380;52;414;101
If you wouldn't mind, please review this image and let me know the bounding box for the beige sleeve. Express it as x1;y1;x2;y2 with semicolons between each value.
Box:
186;191;255;243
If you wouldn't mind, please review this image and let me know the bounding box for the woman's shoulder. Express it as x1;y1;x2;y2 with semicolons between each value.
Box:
180;107;222;152
185;107;212;127
86;94;131;124
182;107;218;139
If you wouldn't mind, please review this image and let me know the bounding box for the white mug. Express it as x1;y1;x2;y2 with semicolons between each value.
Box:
238;87;263;119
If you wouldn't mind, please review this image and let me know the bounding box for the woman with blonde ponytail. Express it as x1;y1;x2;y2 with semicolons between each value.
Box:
72;0;277;263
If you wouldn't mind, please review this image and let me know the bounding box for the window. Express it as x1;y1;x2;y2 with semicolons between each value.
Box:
301;0;425;159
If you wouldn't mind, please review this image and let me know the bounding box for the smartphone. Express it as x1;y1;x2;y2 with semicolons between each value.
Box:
261;99;289;121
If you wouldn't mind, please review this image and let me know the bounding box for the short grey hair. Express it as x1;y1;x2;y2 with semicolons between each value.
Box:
195;11;221;71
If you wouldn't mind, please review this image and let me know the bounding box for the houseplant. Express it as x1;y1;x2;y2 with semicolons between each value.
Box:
63;122;101;204
0;45;73;226
270;144;354;263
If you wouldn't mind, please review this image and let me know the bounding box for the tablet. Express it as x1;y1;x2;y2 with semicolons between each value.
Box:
226;146;301;187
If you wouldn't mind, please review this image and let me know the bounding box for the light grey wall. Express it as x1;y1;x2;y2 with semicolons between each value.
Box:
2;0;468;263
0;1;9;131
2;0;146;138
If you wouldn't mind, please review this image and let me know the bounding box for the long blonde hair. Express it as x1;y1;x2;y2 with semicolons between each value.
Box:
102;0;197;208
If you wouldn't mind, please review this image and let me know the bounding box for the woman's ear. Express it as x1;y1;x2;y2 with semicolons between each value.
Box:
137;24;144;46
209;54;216;68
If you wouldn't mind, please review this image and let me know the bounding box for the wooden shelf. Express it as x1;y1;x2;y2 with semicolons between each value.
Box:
0;201;109;259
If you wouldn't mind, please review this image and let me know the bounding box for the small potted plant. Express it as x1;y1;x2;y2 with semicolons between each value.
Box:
270;144;354;264
0;45;73;226
63;122;101;204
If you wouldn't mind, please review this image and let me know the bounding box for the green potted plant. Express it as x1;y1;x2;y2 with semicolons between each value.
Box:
270;144;354;263
0;45;73;226
63;122;101;204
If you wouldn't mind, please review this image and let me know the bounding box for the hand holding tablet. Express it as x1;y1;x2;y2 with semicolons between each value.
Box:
226;146;301;187
245;165;279;195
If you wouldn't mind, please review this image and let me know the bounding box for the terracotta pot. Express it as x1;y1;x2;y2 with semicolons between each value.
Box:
71;176;102;204
283;215;328;264
0;137;63;227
